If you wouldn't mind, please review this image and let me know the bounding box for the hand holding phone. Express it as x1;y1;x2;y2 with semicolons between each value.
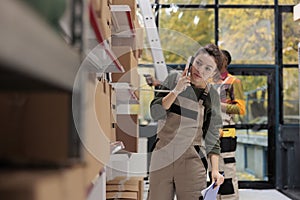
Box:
186;56;195;76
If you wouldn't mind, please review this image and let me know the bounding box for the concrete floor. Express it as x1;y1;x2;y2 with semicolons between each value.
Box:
143;181;292;200
239;189;291;200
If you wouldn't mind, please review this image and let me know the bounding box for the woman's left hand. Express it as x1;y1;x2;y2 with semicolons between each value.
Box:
211;170;224;188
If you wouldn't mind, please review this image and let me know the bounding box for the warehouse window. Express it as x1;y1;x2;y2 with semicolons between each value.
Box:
279;0;298;5
282;12;300;64
219;0;274;5
283;68;299;124
219;8;274;64
160;0;214;4
159;8;215;63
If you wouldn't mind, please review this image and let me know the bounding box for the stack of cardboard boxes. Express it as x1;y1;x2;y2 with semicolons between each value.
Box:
0;91;88;199
110;0;143;155
0;166;86;200
91;0;145;198
106;176;144;200
0;92;75;166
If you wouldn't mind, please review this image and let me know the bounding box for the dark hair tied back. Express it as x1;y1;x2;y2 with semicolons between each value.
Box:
203;43;224;71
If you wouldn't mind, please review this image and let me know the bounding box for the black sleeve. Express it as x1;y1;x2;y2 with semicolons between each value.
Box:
203;86;223;155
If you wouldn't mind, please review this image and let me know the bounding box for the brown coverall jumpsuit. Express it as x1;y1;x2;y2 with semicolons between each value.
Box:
148;72;222;200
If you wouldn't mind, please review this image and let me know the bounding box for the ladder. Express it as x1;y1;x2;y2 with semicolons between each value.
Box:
137;0;168;82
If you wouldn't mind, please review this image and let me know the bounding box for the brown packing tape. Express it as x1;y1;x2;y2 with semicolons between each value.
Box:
107;176;143;185
106;184;139;192
106;191;138;199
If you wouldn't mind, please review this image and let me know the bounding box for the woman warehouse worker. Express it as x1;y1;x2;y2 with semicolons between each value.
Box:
148;43;225;200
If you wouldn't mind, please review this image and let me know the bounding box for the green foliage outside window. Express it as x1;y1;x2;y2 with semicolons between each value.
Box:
219;8;274;64
161;0;298;5
160;0;214;4
282;13;300;64
159;8;214;63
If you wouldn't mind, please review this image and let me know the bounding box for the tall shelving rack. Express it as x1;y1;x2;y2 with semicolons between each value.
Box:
0;0;145;199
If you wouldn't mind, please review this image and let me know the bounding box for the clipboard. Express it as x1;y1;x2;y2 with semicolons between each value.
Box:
201;182;220;200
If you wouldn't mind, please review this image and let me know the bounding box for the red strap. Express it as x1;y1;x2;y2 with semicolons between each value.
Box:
89;2;104;43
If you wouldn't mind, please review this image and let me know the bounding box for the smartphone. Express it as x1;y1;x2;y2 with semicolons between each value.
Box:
186;56;194;76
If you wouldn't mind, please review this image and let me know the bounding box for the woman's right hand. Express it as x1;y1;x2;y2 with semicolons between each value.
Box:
173;67;191;95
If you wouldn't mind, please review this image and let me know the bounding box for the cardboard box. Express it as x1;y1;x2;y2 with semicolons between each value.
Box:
112;0;136;21
112;37;139;59
131;68;140;98
134;19;144;59
107;176;144;200
107;191;138;199
106;138;147;181
116;114;139;152
95;79;116;142
111;46;138;84
106;151;147;180
111;46;138;71
82;73;110;178
109;84;117;141
94;0;111;19
82;147;104;187
111;5;135;37
106;153;130;179
111;121;116;142
0;92;78;166
91;0;101;13
110;82;139;115
97;9;111;41
91;0;112;41
110;86;117;123
97;17;111;41
113;67;140;97
0;166;86;200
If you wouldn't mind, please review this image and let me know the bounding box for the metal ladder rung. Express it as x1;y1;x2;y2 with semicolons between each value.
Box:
138;0;168;82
